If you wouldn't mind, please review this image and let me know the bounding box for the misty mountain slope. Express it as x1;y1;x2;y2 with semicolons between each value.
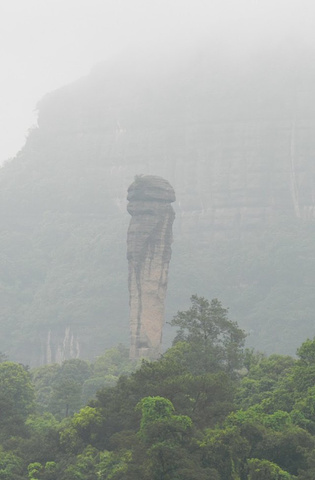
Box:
1;46;315;365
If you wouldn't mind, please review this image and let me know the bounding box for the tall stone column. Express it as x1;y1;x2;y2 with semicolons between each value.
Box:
127;175;176;360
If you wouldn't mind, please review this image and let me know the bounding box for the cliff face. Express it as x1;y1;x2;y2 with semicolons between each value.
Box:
1;46;315;364
127;176;175;359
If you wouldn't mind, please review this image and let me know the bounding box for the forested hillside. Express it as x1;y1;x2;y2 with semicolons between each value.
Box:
1;45;315;364
2;298;315;479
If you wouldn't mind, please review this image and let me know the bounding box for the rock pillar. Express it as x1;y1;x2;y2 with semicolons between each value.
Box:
127;175;176;359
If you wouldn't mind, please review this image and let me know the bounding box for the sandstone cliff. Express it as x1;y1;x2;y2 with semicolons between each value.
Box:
127;175;175;359
1;46;315;364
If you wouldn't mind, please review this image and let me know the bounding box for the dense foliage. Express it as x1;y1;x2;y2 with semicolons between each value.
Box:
1;297;315;478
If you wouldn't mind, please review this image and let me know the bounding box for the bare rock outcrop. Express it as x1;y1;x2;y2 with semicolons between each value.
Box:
127;175;175;359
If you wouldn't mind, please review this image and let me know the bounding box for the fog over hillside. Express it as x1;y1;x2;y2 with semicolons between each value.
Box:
1;39;315;365
2;0;315;163
2;1;315;364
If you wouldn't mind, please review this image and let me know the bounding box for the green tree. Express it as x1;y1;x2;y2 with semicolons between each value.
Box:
169;295;246;375
247;458;296;480
62;446;98;480
297;338;315;365
28;462;42;480
200;425;250;479
31;364;60;413
60;406;103;453
0;449;23;479
81;344;136;404
0;361;34;439
32;359;91;418
288;338;315;395
49;378;81;418
236;354;295;411
135;396;193;480
97;449;131;480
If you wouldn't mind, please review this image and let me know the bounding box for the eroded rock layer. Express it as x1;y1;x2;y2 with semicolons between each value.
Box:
127;175;175;359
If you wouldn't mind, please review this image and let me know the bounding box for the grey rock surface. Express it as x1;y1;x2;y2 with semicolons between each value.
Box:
127;176;175;359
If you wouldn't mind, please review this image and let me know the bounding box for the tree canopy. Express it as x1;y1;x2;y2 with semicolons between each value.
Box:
169;295;246;375
1;303;315;479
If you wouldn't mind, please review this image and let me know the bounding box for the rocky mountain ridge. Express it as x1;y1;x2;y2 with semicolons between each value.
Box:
1;45;315;364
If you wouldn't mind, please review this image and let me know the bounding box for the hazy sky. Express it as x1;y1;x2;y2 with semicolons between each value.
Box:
1;0;315;164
